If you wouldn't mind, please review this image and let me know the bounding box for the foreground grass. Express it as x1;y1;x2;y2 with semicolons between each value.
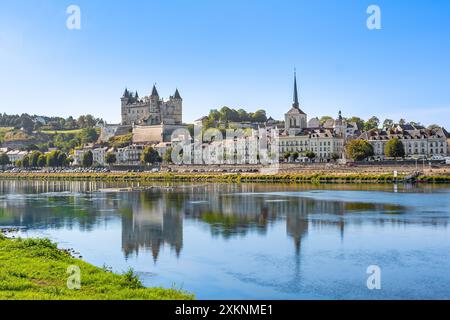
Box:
1;171;450;183
0;235;193;300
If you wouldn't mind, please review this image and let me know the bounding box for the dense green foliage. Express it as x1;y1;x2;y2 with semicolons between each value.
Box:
305;151;316;160
0;152;10;166
105;152;117;165
0;113;103;132
108;134;132;148
163;147;173;163
346;140;374;161
207;107;268;123
385;138;405;158
13;150;70;168
82;151;93;167
141;147;161;164
0;235;193;300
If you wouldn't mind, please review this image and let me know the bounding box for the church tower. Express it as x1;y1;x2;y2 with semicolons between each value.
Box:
285;71;307;135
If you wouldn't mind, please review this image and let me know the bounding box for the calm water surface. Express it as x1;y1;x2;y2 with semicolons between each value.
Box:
1;180;449;299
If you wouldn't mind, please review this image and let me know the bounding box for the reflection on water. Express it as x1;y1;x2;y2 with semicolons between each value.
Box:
1;180;450;299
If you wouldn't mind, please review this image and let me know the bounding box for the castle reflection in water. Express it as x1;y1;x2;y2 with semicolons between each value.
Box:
2;180;443;262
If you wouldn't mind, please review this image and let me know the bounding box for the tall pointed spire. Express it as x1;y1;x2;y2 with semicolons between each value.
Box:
174;88;182;99
293;69;299;108
151;84;159;97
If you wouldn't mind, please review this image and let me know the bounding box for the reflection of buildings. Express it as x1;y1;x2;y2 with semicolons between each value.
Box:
287;212;308;256
3;181;448;265
120;192;183;261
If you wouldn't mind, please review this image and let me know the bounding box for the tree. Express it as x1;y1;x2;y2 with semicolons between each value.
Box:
319;116;333;125
251;110;267;123
105;152;117;166
428;124;441;130
208;109;221;121
15;159;22;167
399;118;406;125
0;153;10;167
291;152;299;161
408;121;422;127
20;116;34;134
46;150;62;167
57;152;68;167
347;117;365;130
29;151;42;167
141;147;161;165
67;156;74;166
364;116;380;131
385;138;405;159
82;151;93;167
346;140;374;161
331;153;340;161
283;152;292;161
22;155;30;168
37;154;47;167
306;151;316;161
163;147;173;164
237;109;250;122
78;128;99;144
382;119;394;129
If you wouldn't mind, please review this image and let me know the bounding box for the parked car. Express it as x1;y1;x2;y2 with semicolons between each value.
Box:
431;155;445;161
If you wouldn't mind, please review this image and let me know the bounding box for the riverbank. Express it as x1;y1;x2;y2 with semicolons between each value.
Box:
1;171;450;183
0;234;193;300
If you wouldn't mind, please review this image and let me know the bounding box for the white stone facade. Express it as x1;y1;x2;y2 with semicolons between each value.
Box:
359;125;449;158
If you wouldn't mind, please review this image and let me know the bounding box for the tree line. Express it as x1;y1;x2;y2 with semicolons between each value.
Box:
0;113;103;134
346;138;405;161
0;150;72;168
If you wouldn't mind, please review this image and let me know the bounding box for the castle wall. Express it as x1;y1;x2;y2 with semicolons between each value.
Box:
121;88;182;126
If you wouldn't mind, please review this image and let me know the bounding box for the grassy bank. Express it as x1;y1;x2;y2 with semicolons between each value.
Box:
0;234;193;300
1;171;450;183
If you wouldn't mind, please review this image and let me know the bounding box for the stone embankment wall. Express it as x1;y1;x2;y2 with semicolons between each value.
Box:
163;162;450;176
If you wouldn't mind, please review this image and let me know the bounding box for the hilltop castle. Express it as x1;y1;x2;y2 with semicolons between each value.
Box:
121;85;183;126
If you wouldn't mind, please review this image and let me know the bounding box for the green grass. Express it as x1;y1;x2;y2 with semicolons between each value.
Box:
40;129;84;135
0;127;14;143
0;127;14;133
0;234;194;300
1;172;449;184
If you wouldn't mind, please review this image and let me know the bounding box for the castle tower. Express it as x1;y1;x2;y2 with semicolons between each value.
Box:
172;88;183;124
149;84;161;123
121;88;130;125
285;71;307;135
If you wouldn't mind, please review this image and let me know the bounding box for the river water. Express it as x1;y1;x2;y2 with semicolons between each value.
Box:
1;180;449;299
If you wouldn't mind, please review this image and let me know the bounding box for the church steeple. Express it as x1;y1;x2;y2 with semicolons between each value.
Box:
293;69;299;108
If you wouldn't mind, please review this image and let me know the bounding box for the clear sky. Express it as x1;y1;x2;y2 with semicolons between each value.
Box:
1;0;450;127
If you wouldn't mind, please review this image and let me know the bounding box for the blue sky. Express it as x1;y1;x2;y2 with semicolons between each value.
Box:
1;0;450;127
